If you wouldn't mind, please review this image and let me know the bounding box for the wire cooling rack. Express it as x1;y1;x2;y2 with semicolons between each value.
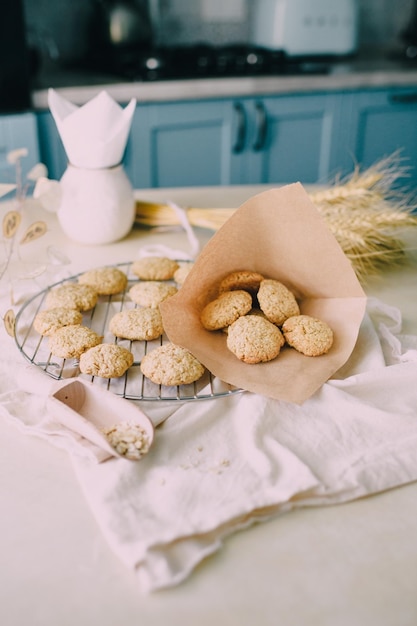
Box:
14;262;243;402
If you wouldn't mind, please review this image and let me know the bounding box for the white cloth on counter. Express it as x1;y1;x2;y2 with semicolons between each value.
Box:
1;291;417;592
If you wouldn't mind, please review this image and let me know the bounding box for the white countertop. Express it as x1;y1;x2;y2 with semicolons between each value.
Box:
1;185;417;626
31;49;417;109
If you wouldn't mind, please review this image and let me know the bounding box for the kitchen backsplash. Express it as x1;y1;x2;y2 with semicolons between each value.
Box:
23;0;414;68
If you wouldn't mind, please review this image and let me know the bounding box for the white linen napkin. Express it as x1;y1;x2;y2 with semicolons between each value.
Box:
2;278;417;592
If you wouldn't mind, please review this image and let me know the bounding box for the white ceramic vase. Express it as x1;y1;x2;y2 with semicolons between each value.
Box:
58;164;135;245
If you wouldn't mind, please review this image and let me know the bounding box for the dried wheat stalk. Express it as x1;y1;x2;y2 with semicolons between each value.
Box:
310;155;417;280
135;154;417;281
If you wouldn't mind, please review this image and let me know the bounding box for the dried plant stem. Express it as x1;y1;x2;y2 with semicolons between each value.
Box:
135;155;417;282
309;155;417;280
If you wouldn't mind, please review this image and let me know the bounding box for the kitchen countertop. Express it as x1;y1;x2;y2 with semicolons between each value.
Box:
1;184;417;626
31;47;417;109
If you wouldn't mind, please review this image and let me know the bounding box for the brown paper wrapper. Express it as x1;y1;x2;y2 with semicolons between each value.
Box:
160;183;367;404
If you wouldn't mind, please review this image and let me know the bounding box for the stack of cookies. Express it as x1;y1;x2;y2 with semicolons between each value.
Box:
33;258;204;388
200;270;334;364
34;267;135;378
115;256;204;387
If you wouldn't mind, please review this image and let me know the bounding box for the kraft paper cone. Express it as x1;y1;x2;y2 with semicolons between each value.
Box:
160;183;367;404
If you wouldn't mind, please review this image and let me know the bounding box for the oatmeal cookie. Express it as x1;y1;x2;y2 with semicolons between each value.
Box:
78;267;128;295
257;279;300;326
129;281;178;308
79;343;134;378
282;315;334;356
218;270;264;295
200;290;252;331
48;325;102;359
173;263;194;286
34;307;83;336
109;308;164;341
45;283;98;312
226;315;285;364
131;256;179;281
222;307;267;334
140;343;205;386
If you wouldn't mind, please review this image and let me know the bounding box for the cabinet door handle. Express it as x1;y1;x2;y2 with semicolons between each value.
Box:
233;102;246;154
389;92;417;104
252;101;267;151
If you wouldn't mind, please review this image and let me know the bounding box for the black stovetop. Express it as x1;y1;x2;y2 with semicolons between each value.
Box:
84;43;333;82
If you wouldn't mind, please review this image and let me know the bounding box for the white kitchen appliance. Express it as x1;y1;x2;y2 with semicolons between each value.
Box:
250;0;359;57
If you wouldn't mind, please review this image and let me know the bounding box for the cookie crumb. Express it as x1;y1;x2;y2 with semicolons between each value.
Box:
102;421;151;460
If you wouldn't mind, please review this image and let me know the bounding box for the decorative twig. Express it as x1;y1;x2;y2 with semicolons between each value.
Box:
134;153;417;282
1;149;48;300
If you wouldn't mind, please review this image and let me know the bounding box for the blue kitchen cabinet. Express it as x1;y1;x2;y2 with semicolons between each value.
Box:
240;87;417;189
36;101;245;188
0;112;40;185
33;94;352;189
124;93;341;188
36;101;238;188
337;87;417;191
241;93;344;185
124;99;240;188
35;85;417;191
36;111;67;181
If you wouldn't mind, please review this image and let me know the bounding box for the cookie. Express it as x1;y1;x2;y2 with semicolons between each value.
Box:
131;256;179;281
218;270;264;295
78;267;127;295
173;263;194;286
200;290;253;331
257;279;300;326
221;308;267;334
129;282;178;308
79;343;134;378
140;343;205;386
226;315;285;364
33;307;83;336
45;283;98;312
109;308;164;341
282;315;334;356
48;325;102;359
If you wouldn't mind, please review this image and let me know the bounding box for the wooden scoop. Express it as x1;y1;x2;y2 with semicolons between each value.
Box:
47;378;155;461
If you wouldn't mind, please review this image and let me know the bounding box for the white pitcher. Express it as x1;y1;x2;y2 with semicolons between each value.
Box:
58;163;136;245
